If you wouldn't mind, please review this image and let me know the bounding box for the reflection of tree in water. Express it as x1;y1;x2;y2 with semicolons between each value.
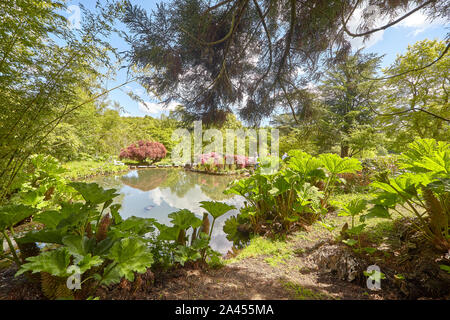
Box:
119;168;236;200
198;174;235;201
121;168;171;191
160;170;193;198
161;171;235;200
87;175;124;190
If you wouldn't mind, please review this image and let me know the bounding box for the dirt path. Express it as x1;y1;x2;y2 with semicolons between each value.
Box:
97;225;393;300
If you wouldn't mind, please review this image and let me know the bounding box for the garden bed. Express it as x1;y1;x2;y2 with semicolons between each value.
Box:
124;162;252;176
2;217;448;300
187;168;251;176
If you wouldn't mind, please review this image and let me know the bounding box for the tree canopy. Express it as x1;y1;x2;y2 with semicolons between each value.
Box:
122;0;449;125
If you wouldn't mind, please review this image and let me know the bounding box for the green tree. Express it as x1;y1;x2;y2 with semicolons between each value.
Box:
0;0;123;201
320;51;383;157
377;39;450;151
122;0;446;125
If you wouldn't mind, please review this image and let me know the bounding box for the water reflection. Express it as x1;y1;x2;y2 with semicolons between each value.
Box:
89;168;243;254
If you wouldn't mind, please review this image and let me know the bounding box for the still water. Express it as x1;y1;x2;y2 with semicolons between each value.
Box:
89;168;244;254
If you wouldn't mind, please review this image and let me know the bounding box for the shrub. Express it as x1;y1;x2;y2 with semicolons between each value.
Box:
5;182;231;299
15;182;155;299
119;140;167;163
9;154;75;209
197;152;250;171
223;150;362;244
366;138;449;252
335;156;398;193
153;202;235;268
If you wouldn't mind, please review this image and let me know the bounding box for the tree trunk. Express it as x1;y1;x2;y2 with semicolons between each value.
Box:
340;143;349;158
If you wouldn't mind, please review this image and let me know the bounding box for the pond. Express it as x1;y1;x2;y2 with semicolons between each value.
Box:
88;168;244;254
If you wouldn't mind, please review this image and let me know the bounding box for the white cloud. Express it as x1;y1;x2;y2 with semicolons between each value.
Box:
296;67;306;77
345;7;387;49
345;5;448;49
125;85;145;96
395;11;447;36
397;11;427;28
138;100;180;115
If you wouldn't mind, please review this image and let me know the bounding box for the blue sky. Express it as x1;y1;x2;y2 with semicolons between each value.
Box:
67;0;449;121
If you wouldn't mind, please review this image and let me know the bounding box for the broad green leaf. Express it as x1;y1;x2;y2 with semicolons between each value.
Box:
364;270;386;280
364;247;377;254
33;202;87;232
19;191;45;207
341;198;367;217
191;234;210;250
155;222;180;241
0;205;37;231
319;153;362;175
110;216;156;237
223;216;249;245
400;139;450;176
94;263;122;286
16;247;71;277
68;182;119;205
93;238;117;256
370;192;401;208
168;209;202;229
109;203;122;224
401;138;440;161
287;150;323;177
439;265;450;274
18;229;64;244
107;238;154;281
174;245;202;266
76;254;103;273
317;221;337;232
371;181;397;194
295;183;322;208
62;235;96;261
34;209;71;229
361;205;391;221
199;201;236;219
270;176;290;195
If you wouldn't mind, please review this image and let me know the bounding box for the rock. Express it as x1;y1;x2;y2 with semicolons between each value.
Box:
312;244;365;283
2;238;18;254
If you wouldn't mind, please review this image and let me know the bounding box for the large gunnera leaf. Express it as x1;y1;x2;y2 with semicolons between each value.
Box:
0;204;37;231
68;182;119;204
199;201;236;219
168;209;202;229
107;238;154;281
16;247;71;277
319;153;362;174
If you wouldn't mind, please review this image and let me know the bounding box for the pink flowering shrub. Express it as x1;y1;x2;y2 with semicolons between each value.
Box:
198;152;249;170
200;152;222;165
234;154;249;168
119;140;167;163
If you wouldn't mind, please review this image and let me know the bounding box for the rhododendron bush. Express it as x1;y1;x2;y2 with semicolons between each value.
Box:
199;152;250;169
119;140;167;163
